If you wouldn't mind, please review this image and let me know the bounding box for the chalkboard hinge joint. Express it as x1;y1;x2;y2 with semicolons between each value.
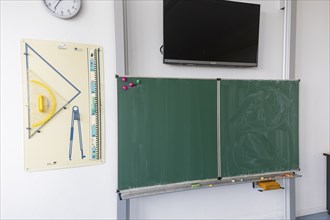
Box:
117;190;123;200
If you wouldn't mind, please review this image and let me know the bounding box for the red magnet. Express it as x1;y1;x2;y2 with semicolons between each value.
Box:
122;77;127;82
129;82;134;87
122;85;128;90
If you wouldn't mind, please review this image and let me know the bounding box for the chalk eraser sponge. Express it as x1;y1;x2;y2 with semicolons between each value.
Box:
257;180;281;190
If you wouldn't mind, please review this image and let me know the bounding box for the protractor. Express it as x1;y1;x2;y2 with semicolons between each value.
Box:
27;73;69;138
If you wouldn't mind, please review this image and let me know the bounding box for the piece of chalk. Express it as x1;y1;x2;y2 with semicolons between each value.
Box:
191;183;201;188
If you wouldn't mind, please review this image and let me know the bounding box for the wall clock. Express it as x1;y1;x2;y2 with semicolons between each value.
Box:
42;0;81;19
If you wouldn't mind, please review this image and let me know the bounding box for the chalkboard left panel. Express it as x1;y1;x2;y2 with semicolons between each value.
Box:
118;77;218;190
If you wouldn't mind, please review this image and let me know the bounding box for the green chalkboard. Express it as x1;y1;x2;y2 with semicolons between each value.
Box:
118;77;218;190
118;78;300;191
220;80;299;177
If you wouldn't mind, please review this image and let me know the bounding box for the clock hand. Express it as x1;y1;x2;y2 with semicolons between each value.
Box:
53;0;61;11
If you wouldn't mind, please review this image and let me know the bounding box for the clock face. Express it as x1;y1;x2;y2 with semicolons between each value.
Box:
43;0;81;19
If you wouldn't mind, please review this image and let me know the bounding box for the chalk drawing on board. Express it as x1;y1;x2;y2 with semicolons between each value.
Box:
232;87;292;172
220;80;299;177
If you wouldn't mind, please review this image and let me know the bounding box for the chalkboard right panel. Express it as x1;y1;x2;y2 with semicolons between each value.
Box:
220;80;299;177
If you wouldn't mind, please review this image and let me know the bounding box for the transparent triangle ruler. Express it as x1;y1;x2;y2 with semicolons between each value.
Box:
24;43;81;138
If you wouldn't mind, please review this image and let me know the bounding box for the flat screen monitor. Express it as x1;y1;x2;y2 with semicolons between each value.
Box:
163;0;261;67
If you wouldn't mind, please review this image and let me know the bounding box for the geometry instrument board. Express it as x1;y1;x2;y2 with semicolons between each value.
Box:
21;39;104;171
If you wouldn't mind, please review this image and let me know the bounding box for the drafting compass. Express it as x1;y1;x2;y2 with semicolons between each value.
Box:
69;106;86;160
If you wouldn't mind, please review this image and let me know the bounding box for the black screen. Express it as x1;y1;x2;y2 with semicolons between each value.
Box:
163;0;260;66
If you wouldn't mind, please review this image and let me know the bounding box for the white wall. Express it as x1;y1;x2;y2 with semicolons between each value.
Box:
127;0;284;79
1;0;329;219
295;0;330;216
126;0;329;219
126;0;286;219
0;1;117;219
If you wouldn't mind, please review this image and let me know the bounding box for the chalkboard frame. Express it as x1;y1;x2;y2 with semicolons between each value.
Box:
117;76;300;199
